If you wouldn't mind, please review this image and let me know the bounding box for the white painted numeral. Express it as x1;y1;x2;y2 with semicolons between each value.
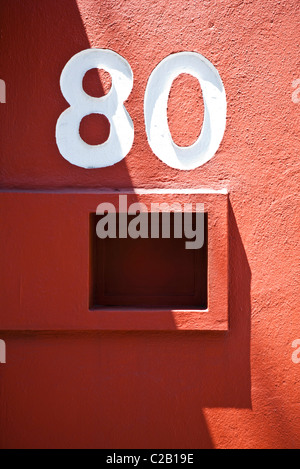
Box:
144;52;227;170
56;49;227;171
56;49;134;169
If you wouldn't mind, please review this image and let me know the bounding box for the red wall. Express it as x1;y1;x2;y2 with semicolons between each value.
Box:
0;0;299;449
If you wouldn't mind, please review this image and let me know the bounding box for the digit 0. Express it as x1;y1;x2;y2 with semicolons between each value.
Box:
144;52;227;170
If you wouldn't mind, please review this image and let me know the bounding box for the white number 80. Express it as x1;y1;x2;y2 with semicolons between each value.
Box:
56;49;226;171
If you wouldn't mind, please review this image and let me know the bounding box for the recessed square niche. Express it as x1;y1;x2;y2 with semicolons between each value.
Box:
0;190;228;331
87;190;228;331
90;213;208;310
